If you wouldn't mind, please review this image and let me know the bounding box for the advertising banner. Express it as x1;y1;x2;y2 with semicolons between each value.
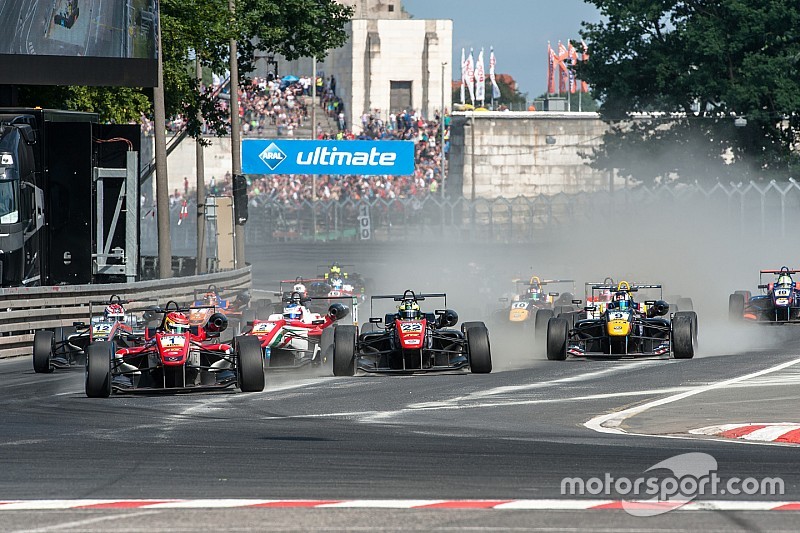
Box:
242;140;415;176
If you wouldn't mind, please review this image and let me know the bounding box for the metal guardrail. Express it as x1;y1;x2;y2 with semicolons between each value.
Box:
0;266;252;359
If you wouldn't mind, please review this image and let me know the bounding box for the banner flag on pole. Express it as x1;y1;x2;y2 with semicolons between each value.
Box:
568;42;578;94
489;47;501;99
466;48;475;104
460;48;466;104
581;40;590;93
547;42;556;95
475;48;486;103
557;41;569;94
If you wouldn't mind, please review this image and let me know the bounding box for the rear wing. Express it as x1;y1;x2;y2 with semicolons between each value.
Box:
586;281;663;300
370;292;447;317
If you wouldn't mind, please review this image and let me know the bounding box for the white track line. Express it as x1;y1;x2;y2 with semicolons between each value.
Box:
10;511;160;533
585;356;800;436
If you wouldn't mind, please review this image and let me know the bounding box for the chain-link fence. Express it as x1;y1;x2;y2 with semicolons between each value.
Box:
142;180;800;250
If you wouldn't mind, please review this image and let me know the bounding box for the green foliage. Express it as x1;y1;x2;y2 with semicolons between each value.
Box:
17;0;353;138
578;0;800;183
452;76;527;109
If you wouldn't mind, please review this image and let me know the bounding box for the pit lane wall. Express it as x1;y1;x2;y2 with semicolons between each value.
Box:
449;112;613;198
0;267;252;359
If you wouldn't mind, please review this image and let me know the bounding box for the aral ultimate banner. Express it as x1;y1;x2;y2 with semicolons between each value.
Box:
242;140;415;176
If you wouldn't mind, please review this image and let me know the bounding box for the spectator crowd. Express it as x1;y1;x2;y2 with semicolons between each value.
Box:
146;73;451;204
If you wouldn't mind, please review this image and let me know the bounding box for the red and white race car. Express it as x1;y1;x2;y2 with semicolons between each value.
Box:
84;302;265;397
243;291;352;369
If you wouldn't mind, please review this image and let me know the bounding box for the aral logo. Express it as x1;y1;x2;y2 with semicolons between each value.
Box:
258;142;286;171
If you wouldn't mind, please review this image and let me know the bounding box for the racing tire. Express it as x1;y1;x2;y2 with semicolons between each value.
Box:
553;305;576;328
333;325;358;377
466;326;492;374
85;342;112;398
235;335;265;392
734;290;751;302
728;293;745;322
546;317;569;361
677;297;694;312
672;314;695;359
319;325;336;366
33;331;55;374
534;309;554;343
460;321;485;334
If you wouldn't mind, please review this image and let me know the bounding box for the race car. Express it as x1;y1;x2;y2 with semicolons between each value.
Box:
331;290;492;375
546;281;697;360
84;301;264;397
494;276;580;340
191;284;264;331
278;276;365;316
729;267;800;323
242;291;352;370
318;263;369;296
32;296;148;373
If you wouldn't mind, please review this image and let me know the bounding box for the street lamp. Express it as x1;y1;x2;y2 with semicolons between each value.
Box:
441;61;447;198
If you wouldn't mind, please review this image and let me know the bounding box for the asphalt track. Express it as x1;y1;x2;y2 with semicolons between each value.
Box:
0;243;799;530
2;335;800;531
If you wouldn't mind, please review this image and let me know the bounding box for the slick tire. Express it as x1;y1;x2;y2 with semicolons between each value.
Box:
333;325;358;377
546;317;569;361
677;297;694;312
85;341;112;398
728;293;745;322
320;325;336;366
734;290;751;301
672;314;695;360
534;309;554;344
236;335;265;392
466;325;492;374
33;331;55;374
460;321;485;334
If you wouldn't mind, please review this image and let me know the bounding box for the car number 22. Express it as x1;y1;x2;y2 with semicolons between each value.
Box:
400;322;423;333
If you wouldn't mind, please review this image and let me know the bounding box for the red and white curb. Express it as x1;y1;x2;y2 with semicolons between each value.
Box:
690;423;800;444
0;500;799;511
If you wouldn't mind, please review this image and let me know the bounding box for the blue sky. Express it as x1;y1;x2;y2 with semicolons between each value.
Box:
402;0;602;98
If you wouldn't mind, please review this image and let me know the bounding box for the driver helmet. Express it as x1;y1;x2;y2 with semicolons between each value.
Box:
164;312;190;334
293;283;307;295
777;274;793;288
612;292;631;310
203;291;219;305
398;300;421;320
104;303;126;322
527;287;542;299
284;303;303;320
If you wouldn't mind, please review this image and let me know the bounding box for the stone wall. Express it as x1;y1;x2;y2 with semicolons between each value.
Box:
450;112;617;198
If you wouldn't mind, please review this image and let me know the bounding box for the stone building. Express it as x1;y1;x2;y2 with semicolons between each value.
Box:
268;0;452;134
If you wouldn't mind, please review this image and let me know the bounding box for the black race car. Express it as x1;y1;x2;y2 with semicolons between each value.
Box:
546;281;696;360
331;290;492;375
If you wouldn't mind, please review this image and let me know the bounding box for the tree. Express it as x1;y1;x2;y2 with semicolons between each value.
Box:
577;0;800;184
18;0;353;139
452;74;527;110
